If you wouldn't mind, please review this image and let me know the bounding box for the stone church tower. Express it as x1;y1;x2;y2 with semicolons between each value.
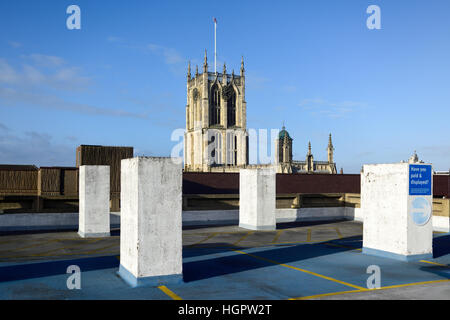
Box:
184;51;248;172
274;125;337;174
274;126;293;173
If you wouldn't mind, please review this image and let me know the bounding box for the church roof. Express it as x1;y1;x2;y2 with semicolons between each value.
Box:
279;126;292;140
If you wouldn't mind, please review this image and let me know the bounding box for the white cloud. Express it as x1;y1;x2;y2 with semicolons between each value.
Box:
23;54;65;67
299;98;368;118
0;56;91;91
0;130;74;166
8;41;22;48
0;87;149;119
147;44;184;65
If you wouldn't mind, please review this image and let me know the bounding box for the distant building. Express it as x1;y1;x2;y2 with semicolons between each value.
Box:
183;52;337;174
274;126;337;174
76;145;133;211
184;52;248;172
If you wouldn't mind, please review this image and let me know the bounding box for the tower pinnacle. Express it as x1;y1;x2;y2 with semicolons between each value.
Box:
187;61;191;80
327;133;334;163
203;49;208;72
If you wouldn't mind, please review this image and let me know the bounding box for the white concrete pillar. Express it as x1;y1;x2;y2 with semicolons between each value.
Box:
239;167;276;230
78;165;110;238
362;163;433;261
118;157;183;287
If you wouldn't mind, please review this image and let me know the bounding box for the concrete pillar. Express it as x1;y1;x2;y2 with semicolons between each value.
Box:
239;167;276;230
362;163;433;261
118;157;183;287
78;165;110;238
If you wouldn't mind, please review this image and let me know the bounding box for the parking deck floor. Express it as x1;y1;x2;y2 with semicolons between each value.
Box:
0;220;448;299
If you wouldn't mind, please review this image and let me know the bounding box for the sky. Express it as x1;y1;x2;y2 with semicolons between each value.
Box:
0;0;449;173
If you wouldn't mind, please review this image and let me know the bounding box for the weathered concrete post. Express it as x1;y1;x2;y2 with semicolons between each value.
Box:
78;165;110;238
239;167;276;230
118;157;183;287
362;163;433;261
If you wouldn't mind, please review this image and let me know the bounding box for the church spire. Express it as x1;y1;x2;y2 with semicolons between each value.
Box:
307;141;312;156
327;133;334;163
223;62;227;75
328;133;334;149
240;56;245;76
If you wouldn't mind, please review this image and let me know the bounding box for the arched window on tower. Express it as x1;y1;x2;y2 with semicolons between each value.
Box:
227;89;236;127
210;84;221;126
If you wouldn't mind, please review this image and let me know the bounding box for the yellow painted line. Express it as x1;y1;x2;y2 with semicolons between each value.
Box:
232;249;365;290
233;231;254;246
0;239;119;259
419;260;448;267
158;285;182;300
0;239;102;259
271;230;284;243
334;227;343;239
289;289;365;300
290;279;450;300
379;279;450;290
189;232;219;247
81;242;119;255
5;239;58;252
271;239;338;246
307;229;311;242
37;238;102;255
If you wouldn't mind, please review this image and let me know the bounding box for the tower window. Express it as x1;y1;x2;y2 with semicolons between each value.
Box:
210;84;221;125
227;89;236;127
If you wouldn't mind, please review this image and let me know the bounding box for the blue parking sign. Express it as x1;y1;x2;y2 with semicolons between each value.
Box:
409;164;432;196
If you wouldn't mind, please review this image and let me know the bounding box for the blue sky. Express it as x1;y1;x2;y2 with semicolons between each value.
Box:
0;0;449;173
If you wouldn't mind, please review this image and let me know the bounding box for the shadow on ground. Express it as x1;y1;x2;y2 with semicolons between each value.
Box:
182;236;360;282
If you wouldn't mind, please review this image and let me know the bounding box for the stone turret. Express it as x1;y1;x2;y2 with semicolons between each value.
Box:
327;133;334;163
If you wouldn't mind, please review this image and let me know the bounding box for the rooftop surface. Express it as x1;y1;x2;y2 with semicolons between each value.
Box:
0;220;448;300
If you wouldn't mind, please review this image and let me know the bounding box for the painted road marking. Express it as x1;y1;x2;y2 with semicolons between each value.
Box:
0;238;102;259
271;230;284;243
289;289;364;300
232;249;366;290
419;260;448;267
189;233;219;247
334;227;343;239
3;239;58;253
158;285;182;300
233;231;254;245
290;279;450;300
323;244;449;268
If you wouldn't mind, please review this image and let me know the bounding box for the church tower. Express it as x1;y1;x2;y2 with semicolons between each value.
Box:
274;125;293;173
184;52;248;171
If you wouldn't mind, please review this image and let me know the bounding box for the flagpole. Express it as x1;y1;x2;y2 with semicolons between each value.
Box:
214;19;217;73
